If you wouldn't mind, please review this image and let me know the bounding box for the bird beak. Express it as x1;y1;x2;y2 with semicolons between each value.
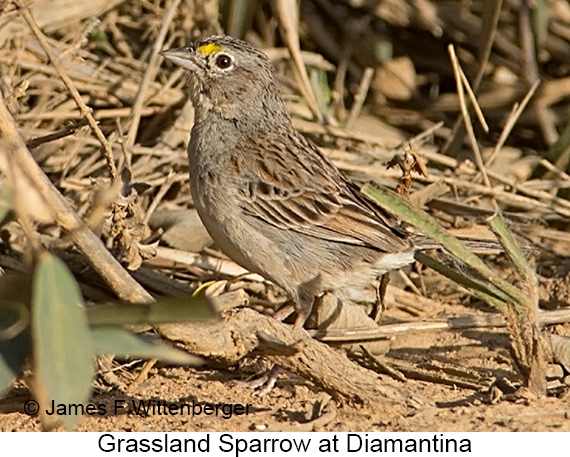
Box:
161;47;202;72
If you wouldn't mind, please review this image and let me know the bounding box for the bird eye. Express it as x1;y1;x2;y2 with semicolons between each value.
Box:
215;53;233;70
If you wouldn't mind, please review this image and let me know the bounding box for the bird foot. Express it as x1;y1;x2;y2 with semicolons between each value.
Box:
232;365;289;396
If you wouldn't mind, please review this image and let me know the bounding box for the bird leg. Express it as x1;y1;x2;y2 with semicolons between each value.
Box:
370;273;390;322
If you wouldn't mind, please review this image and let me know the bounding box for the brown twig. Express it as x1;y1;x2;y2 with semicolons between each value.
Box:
14;0;118;182
441;0;503;156
157;307;424;407
485;81;539;167
310;308;570;343
125;0;182;147
0;93;153;304
273;0;323;122
26;119;88;150
345;67;374;129
448;44;497;211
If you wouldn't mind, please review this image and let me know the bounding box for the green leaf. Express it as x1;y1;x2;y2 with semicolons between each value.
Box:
0;331;30;395
91;326;203;365
0;302;30;341
309;67;332;115
89;27;112;53
87;293;217;327
0;274;32;395
414;251;506;312
32;253;94;430
487;213;534;284
363;184;526;309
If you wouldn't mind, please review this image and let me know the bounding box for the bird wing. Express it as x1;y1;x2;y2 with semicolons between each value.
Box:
236;129;411;253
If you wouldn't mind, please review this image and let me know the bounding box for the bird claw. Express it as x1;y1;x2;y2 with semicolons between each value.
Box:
232;365;288;396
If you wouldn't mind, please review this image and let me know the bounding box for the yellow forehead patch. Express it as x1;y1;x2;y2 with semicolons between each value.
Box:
198;43;223;56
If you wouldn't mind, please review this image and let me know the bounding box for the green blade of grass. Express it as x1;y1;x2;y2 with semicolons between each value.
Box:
91;326;203;365
487;213;535;285
363;183;526;308
87;293;218;327
415;251;506;311
33;252;94;430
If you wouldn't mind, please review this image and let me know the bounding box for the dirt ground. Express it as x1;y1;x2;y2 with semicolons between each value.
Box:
1;296;569;432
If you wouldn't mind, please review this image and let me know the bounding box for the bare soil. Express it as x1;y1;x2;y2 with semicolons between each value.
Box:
1;294;569;432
